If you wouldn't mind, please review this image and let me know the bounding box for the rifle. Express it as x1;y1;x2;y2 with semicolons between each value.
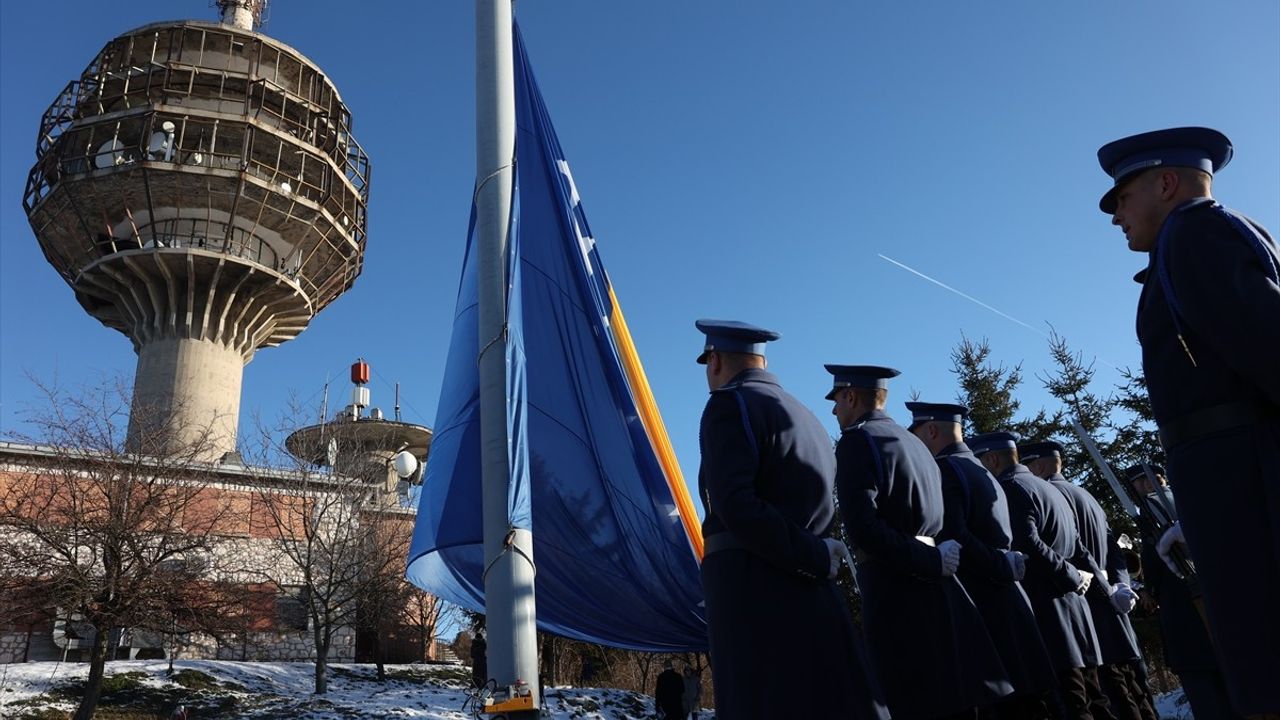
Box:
1068;422;1195;579
1070;420;1172;556
1070;421;1208;628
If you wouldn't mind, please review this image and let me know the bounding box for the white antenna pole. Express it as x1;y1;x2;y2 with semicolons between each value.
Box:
476;0;539;713
216;0;260;31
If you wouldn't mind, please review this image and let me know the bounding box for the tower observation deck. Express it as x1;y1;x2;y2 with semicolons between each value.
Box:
22;2;370;460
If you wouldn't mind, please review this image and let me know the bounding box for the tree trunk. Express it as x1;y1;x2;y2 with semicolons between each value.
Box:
545;635;557;686
167;617;176;674
314;631;330;695
373;631;385;682
73;625;111;720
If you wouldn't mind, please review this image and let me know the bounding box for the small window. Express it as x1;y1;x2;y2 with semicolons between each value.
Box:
275;586;309;632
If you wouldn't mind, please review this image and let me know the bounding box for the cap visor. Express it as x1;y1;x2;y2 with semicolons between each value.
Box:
696;351;709;365
1100;185;1119;214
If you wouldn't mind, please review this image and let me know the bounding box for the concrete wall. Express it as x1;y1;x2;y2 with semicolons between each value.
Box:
0;625;357;664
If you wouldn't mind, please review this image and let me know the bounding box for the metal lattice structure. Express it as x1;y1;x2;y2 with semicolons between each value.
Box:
22;19;371;459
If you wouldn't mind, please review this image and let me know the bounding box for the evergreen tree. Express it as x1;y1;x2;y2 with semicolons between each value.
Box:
1107;368;1165;474
1038;331;1132;533
949;334;1052;438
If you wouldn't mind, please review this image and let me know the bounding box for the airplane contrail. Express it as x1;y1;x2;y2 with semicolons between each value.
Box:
877;254;1047;337
878;253;1122;371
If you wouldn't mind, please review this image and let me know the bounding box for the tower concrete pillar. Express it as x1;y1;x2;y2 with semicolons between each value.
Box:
127;337;245;461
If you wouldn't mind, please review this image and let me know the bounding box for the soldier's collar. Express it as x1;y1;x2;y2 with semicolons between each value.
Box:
711;367;777;392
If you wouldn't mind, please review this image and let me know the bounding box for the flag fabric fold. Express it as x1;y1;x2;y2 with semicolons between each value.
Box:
406;24;707;652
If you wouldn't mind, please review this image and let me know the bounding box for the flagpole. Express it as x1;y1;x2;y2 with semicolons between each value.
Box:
475;0;540;713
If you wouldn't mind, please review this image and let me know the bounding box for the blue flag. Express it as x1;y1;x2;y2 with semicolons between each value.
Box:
406;24;707;652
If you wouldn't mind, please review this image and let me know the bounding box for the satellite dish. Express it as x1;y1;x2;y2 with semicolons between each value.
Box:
146;132;173;161
189;152;204;166
160;120;176;133
280;181;292;195
93;138;124;169
392;451;418;479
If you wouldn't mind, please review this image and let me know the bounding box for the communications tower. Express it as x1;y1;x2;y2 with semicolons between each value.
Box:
286;359;432;506
22;0;370;460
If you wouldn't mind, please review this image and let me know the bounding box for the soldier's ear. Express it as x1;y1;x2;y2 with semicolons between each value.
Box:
1157;169;1180;200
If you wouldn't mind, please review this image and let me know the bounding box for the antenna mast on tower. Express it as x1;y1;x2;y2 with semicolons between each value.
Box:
214;0;269;30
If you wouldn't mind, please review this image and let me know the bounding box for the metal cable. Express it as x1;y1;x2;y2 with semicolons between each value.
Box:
481;528;537;582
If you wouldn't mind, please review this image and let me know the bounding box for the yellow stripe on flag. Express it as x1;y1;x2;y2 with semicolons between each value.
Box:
607;286;704;560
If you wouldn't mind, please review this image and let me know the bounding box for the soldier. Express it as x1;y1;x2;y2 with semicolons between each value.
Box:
1097;126;1280;716
694;321;887;720
968;432;1107;720
470;628;488;690
829;367;1012;719
655;660;685;720
908;403;1057;720
1124;465;1242;720
1021;441;1154;720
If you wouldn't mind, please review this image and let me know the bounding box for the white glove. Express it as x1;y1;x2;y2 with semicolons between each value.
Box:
1004;550;1026;582
1076;570;1093;595
938;540;962;577
1110;583;1137;614
1157;522;1188;579
823;538;853;579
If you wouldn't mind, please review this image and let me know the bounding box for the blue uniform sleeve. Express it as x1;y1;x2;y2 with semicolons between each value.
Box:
1005;481;1083;594
1166;212;1280;406
699;392;828;578
1071;538;1107;587
835;430;942;578
939;461;1013;582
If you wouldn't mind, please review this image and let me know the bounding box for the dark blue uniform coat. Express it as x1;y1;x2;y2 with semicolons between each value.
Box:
997;464;1101;672
1050;475;1143;665
837;412;1013;717
1142;537;1244;720
1136;199;1280;714
698;369;888;720
937;443;1057;698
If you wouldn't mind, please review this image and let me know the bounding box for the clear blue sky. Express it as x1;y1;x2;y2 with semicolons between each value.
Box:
3;1;1278;494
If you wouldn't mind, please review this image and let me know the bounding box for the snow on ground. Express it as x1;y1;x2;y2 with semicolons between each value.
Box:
0;660;1191;719
0;660;710;719
1153;688;1193;719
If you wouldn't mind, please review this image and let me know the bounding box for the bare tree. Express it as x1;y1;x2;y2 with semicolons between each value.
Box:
351;509;440;680
400;591;459;665
0;376;237;720
241;405;422;694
